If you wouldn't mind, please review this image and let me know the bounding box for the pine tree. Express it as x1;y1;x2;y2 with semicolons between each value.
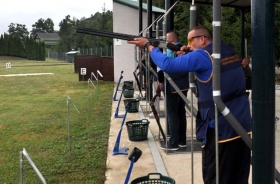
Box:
0;34;3;56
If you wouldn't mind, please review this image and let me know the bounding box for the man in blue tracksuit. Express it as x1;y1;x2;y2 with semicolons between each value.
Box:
128;25;252;184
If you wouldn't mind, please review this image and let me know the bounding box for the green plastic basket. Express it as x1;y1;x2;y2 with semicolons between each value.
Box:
131;173;175;184
123;80;134;88
123;98;139;112
126;119;150;141
123;87;134;98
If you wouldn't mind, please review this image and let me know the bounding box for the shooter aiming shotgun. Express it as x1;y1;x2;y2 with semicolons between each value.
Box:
76;27;189;99
76;27;192;51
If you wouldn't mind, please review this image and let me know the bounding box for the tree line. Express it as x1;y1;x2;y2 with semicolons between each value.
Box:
0;33;45;61
0;5;113;60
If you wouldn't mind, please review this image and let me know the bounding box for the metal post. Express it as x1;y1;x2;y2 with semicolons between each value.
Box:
251;0;276;183
139;0;143;36
20;151;23;184
147;0;153;104
22;149;46;184
67;97;71;154
165;0;174;32
240;9;245;58
147;0;153;38
146;31;152;103
189;2;196;184
212;0;221;183
214;104;219;184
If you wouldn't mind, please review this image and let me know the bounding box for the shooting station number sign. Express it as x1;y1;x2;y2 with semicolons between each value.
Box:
6;62;11;68
81;68;86;75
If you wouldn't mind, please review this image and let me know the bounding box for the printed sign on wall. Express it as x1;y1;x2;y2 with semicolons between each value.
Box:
81;68;86;75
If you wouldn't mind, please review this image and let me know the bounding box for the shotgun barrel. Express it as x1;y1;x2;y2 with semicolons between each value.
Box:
76;27;166;48
76;27;162;42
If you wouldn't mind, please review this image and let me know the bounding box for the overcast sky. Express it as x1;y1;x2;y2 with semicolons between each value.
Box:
0;0;113;34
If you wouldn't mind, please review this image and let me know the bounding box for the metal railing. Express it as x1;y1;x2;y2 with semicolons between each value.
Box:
47;45;113;61
20;148;46;184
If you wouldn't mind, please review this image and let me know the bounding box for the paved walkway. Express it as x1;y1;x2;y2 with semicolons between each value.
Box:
105;87;280;184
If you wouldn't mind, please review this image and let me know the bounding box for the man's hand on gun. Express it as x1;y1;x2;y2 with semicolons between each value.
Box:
128;38;191;55
127;37;150;49
177;45;191;56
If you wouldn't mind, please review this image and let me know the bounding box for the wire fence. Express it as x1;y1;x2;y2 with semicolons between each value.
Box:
47;45;114;61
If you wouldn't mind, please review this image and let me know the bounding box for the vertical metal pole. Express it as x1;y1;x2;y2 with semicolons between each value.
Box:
97;71;99;87
139;0;144;92
164;76;168;153
189;3;196;184
240;9;245;58
213;0;221;183
165;0;174;32
147;0;153;103
67;97;71;154
214;104;219;184
139;0;143;36
147;0;153;38
251;0;275;183
162;15;168;134
88;80;90;116
20;151;23;184
245;39;248;58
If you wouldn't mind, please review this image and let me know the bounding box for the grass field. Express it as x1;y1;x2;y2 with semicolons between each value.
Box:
0;56;114;183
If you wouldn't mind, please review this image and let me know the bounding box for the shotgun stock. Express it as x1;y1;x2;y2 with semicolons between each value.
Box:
155;84;161;96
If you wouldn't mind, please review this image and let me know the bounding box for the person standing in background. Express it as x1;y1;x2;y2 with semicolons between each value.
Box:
157;31;189;151
241;58;252;96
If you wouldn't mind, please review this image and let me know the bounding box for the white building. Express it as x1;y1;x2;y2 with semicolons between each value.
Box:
113;0;165;83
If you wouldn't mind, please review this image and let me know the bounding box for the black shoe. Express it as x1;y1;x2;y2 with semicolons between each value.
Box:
160;144;179;151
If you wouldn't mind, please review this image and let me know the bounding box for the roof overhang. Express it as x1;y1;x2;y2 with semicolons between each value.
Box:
113;0;166;13
180;0;251;9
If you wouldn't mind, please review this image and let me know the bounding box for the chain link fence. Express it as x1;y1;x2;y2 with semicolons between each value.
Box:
47;45;114;61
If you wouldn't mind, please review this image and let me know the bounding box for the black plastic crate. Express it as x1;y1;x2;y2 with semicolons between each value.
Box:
123;80;134;88
124;87;134;98
123;98;139;112
126;119;150;141
131;173;175;184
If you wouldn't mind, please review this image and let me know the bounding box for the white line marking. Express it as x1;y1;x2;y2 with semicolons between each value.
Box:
0;73;54;77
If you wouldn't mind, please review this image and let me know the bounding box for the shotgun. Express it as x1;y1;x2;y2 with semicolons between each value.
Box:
76;27;192;52
149;84;166;142
76;27;166;48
